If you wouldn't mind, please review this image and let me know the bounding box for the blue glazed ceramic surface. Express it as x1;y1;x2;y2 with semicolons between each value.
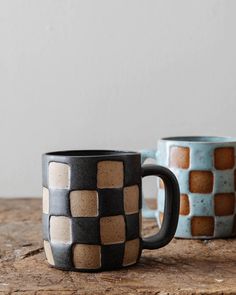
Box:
142;136;236;239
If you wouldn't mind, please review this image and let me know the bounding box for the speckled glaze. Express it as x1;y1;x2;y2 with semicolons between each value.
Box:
142;136;236;239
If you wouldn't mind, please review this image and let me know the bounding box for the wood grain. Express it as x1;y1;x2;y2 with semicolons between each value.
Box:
0;198;236;294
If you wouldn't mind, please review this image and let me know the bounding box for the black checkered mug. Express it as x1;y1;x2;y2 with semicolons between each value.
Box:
42;150;180;272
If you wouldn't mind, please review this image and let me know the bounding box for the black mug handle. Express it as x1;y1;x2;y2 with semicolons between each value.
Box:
141;164;180;249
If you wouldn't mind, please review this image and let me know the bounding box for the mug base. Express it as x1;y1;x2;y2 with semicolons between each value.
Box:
174;234;236;240
46;261;139;273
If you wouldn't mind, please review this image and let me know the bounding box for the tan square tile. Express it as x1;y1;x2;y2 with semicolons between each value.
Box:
100;215;125;245
214;147;235;170
159;178;165;189
180;194;190;215
70;190;98;217
159;211;164;224
189;171;214;193
44;240;54;265
123;238;140;266
73;244;101;269
48;162;70;189
124;185;139;214
169;146;190;169
50;216;72;243
42;187;49;214
214;193;235;216
97;161;124;188
191;216;214;236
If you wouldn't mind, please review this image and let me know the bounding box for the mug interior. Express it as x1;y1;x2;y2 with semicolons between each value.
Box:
161;136;236;143
44;150;139;157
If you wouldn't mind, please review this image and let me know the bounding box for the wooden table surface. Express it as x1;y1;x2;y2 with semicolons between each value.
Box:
0;198;236;295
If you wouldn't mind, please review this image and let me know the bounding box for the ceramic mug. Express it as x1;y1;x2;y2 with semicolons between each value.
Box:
42;150;180;272
142;136;236;239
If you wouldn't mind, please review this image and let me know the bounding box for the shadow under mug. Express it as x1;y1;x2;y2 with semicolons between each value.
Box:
42;150;180;272
141;136;236;239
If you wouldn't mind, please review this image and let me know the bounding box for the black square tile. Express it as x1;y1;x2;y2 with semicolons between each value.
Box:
138;185;142;209
42;213;50;241
72;217;100;244
70;158;97;190
101;243;125;269
50;243;73;269
98;189;124;217
49;189;70;216
42;160;49;188
124;156;141;186
126;213;140;241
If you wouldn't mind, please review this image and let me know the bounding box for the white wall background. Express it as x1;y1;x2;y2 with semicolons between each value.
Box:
0;0;236;197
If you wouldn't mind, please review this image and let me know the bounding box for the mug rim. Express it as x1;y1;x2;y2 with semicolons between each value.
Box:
160;136;236;144
43;149;140;158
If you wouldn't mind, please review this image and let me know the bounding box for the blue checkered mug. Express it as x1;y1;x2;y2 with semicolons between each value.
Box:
141;136;236;239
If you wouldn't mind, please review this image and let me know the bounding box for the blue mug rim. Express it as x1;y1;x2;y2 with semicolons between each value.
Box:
160;136;236;144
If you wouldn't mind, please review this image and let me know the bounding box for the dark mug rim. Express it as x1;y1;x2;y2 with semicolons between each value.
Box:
160;136;236;144
43;149;140;158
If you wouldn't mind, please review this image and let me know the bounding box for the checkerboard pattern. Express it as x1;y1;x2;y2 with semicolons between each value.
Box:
157;145;236;238
43;159;142;271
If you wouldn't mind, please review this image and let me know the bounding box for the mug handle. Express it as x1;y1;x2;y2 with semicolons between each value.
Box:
141;164;180;249
140;149;158;218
